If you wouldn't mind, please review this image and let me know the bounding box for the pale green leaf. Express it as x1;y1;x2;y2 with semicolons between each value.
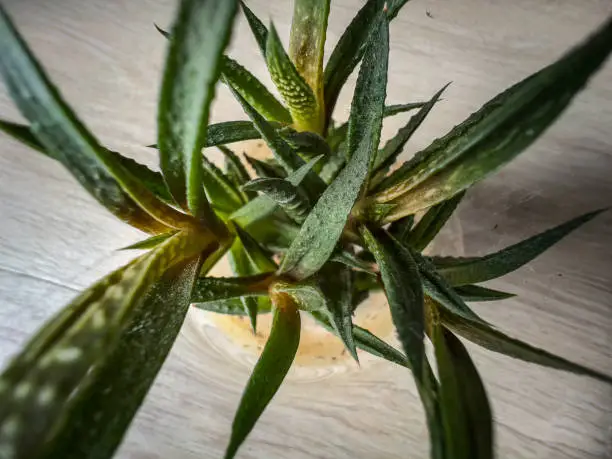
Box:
435;209;603;286
224;297;300;459
280;13;388;279
158;0;238;218
433;325;493;459
375;16;612;220
0;7;184;234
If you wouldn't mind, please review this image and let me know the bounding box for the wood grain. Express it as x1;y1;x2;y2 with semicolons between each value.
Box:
0;0;611;458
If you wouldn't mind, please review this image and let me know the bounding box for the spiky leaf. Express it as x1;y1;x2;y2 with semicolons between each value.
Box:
433;325;493;459
280;13;388;279
201;155;245;214
435;209;603;286
243;178;310;224
224;294;300;459
375;16;612;220
158;0;237;218
119;232;177;251
191;273;274;305
440;307;612;384
0;7;184;234
240;1;268;57
455;284;515;302
266;23;321;133
0;230;214;458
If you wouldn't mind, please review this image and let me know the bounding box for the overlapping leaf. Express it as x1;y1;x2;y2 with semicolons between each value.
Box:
0;7;187;234
455;284;515;302
280;13;389;279
435;209;603;286
201;155;245;214
243;177;310;224
374;16;612;221
0;230;214;458
224;295;300;459
158;0;238;219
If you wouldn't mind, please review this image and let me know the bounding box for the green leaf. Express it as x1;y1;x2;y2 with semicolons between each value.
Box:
331;250;376;274
375;16;612;220
323;0;411;124
0;230;214;458
360;226;424;373
435;209;603;286
270;281;326;313
222;56;292;124
0;119;176;206
244;154;287;179
158;0;238;218
318;264;359;362
288;0;330;130
384;101;432;118
239;1;268;57
224;296;300;459
280;13;388;279
231;155;321;227
388;214;415;243
247;216;300;252
405;191;465;251
201;155;245;214
0;8;185;234
455;284;515;302
266;23;321;133
280;128;332;158
234;225;277;272
372;84;449;174
433;325;493;459
119;231;177;251
311;311;410;368
218;145;254;201
412;251;484;323
243;177;310;224
228;237;260;331
440;307;612;385
193;298;269;316
191;273;274;304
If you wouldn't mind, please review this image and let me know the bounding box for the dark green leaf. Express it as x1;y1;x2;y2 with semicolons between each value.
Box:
372;84;449;173
435;209;603;286
225;297;300;459
266;23;321;133
154;23;170;39
376;16;612;220
191;273;273;304
243;177;310;224
331;250;376;274
388;214;415;243
311;311;410;368
0;8;183;234
280;14;388;279
228;237;260;331
244;154;287;179
0;231;214;458
218;145;254;201
0;118;49;155
412;251;484;323
455;284;515;302
440;307;612;384
433;325;493;459
158;0;237;218
222;56;292;124
201;155;245;214
240;1;268;57
193;298;269;316
405;191;465;251
231;155;321;227
119;231;177;251
234;225;277;272
280;128;332;158
319;264;359;362
323;0;410;125
384;101;432;117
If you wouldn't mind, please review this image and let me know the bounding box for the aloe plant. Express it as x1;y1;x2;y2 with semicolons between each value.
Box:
0;1;610;458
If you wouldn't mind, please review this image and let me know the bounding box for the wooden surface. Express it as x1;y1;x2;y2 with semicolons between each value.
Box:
1;0;611;458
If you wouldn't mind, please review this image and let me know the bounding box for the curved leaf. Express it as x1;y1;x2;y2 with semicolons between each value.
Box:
0;230;215;459
435;209;603;286
0;7;183;234
224;294;300;459
433;325;493;459
158;0;238;218
375;16;612;220
239;1;268;57
280;128;332;158
243;154;286;179
280;13;389;279
243;177;310;224
440;307;612;385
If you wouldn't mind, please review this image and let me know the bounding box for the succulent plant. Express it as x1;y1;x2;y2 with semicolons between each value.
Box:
0;1;610;458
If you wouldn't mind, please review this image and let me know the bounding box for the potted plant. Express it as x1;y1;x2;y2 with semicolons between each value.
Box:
0;1;610;458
